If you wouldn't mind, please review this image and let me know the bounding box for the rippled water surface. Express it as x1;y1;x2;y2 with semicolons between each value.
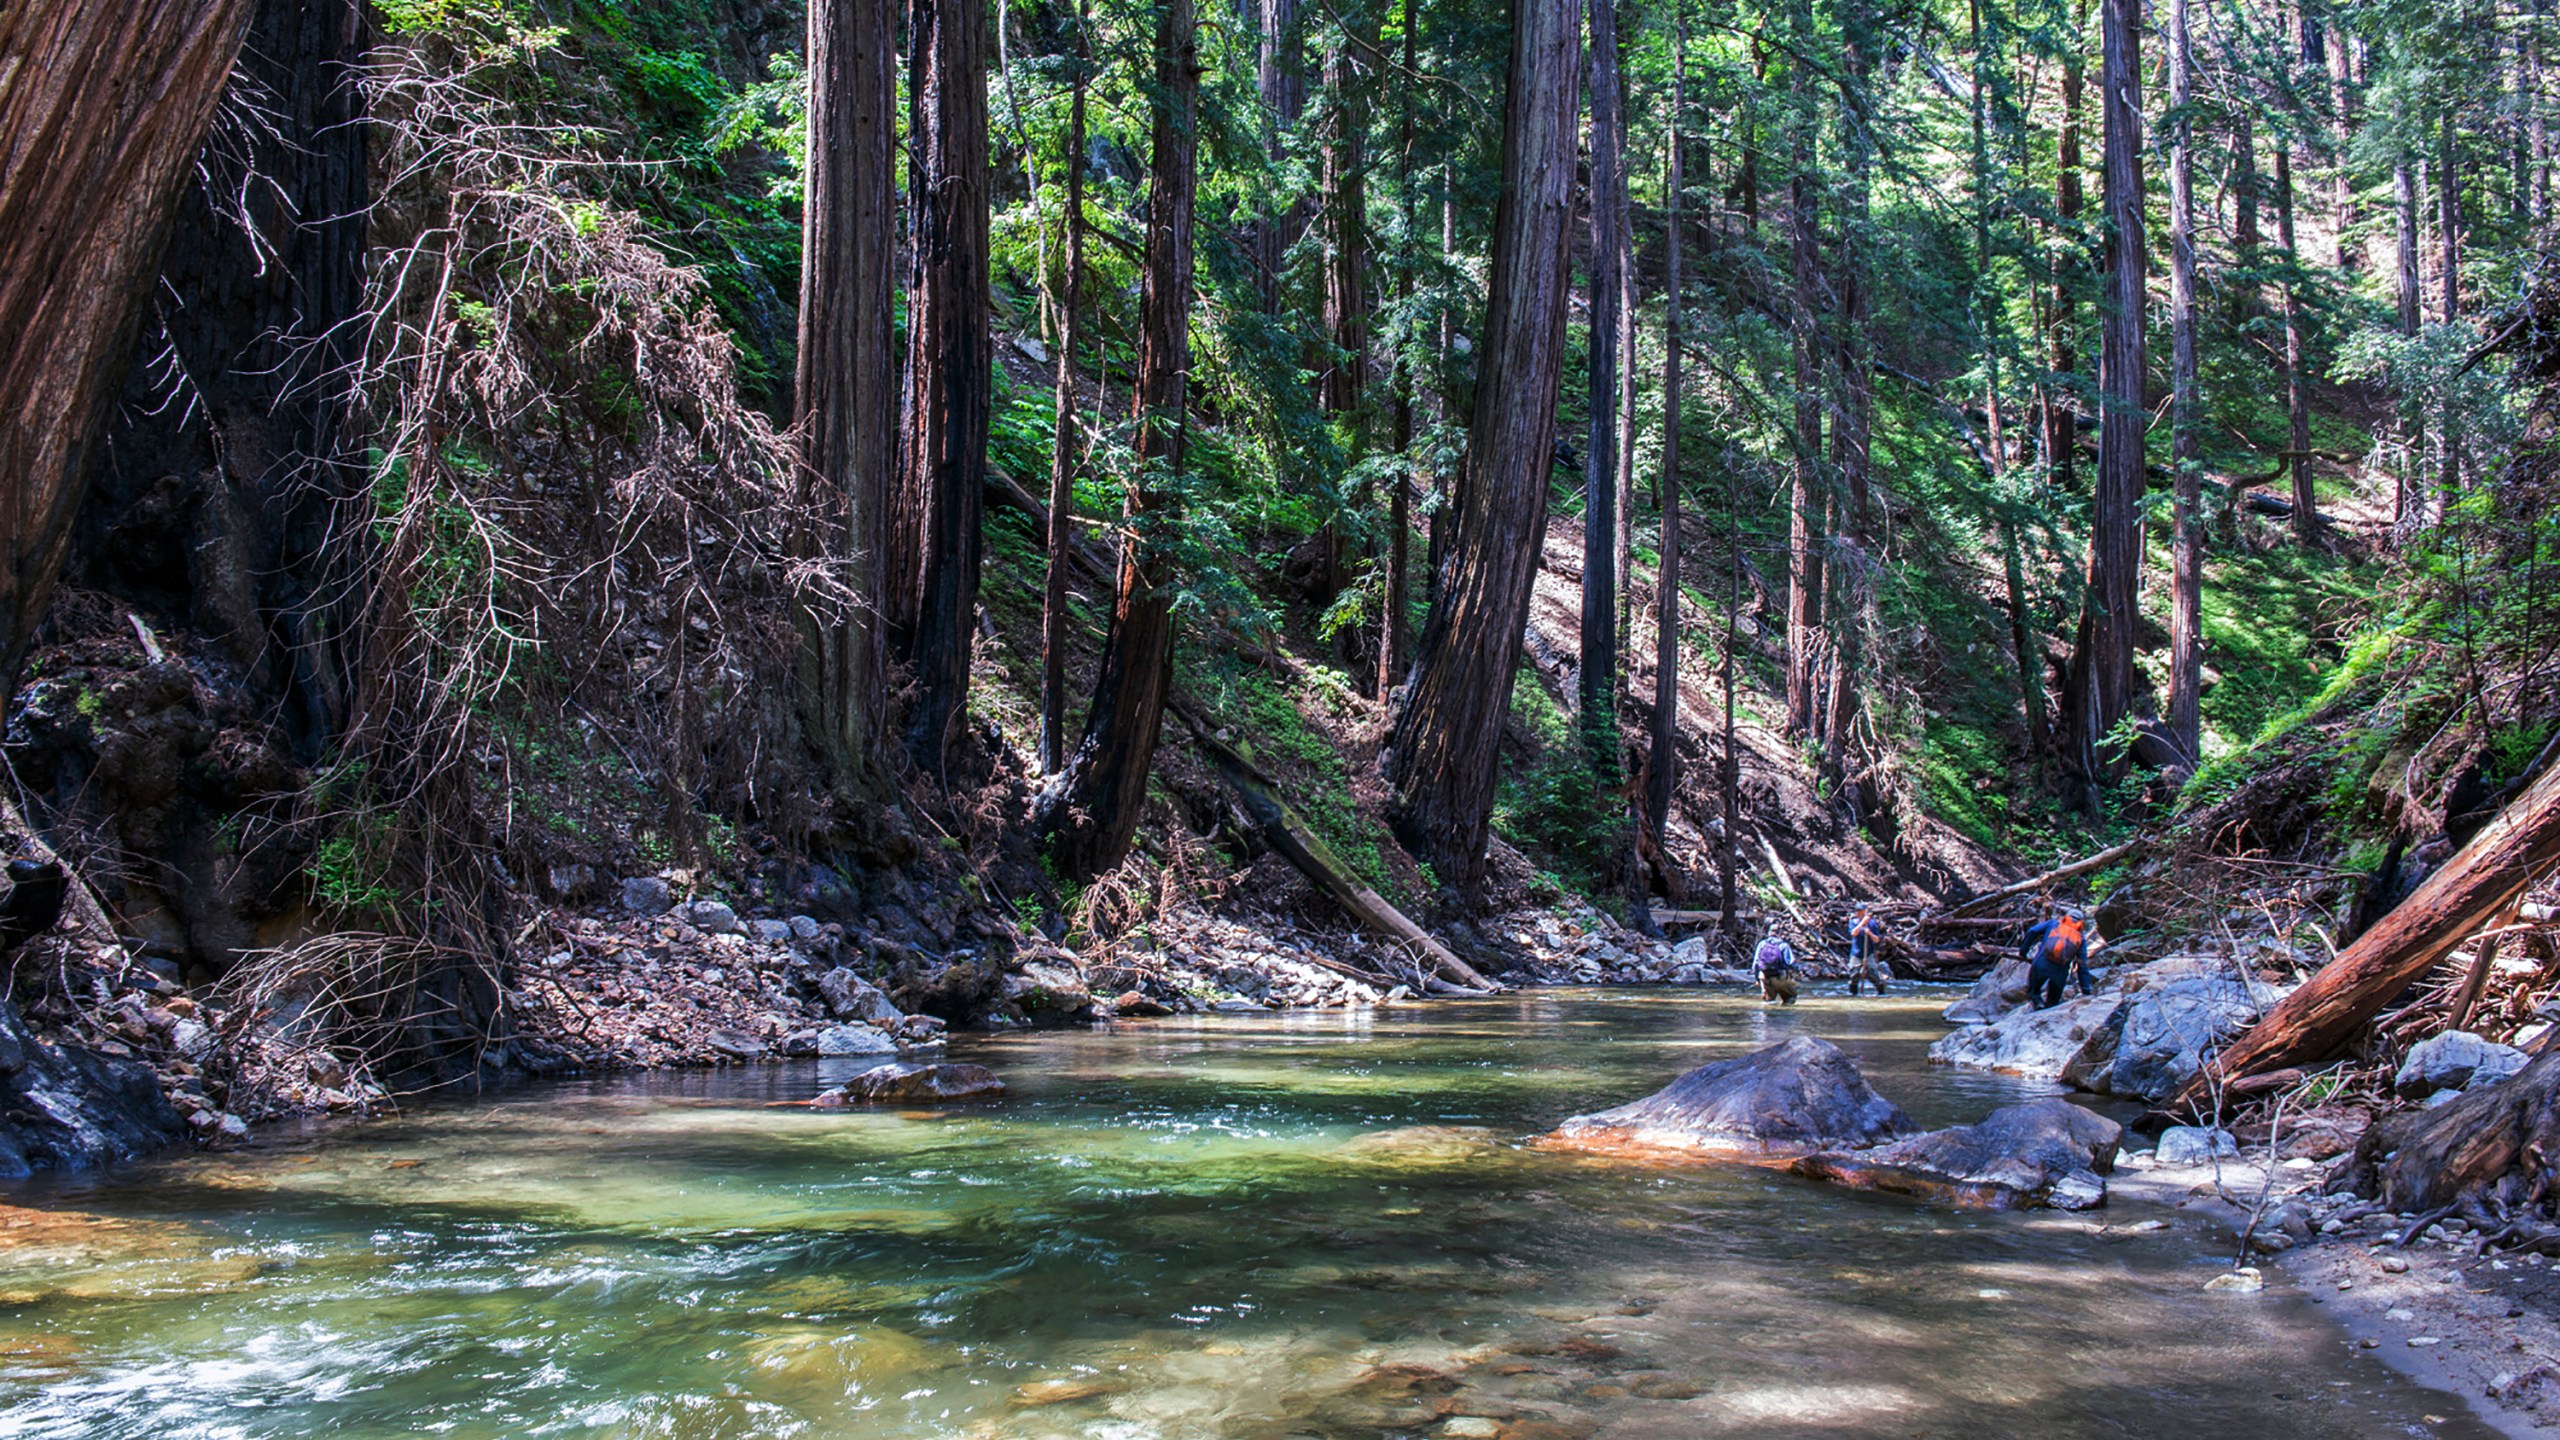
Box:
0;988;2491;1438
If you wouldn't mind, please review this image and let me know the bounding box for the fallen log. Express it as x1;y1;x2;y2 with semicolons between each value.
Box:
1756;832;1809;926
1650;908;1762;927
1940;839;2145;919
1914;915;2023;933
2333;1050;2560;1216
2169;760;2560;1112
1182;720;1502;993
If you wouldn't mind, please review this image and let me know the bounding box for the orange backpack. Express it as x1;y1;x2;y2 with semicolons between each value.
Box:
2047;915;2085;956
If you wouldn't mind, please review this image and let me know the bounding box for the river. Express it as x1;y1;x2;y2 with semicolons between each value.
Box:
0;988;2493;1438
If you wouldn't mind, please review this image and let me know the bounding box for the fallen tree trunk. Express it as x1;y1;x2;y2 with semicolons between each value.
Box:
1183;720;1502;993
1941;839;2144;919
2334;1050;2560;1217
2171;761;2560;1111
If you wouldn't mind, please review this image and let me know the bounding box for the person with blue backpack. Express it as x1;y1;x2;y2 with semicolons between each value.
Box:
1753;931;1799;1005
2021;905;2095;1009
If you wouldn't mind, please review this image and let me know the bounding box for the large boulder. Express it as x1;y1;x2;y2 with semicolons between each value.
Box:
1942;956;2033;1026
812;1062;1006;1106
815;967;904;1026
1931;956;2287;1103
0;996;184;1177
1930;992;2125;1081
1794;1098;2122;1210
1001;959;1095;1022
2394;1030;2528;1100
1547;1035;1919;1159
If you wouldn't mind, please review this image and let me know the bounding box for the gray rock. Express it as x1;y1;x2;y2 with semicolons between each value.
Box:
167;1017;215;1061
2154;1124;2240;1167
1942;956;2035;1026
1794;1097;2122;1210
679;899;743;935
0;996;184;1177
811;1024;898;1056
1003;959;1096;1021
705;1030;768;1059
1551;1035;1921;1158
815;967;903;1026
888;1014;948;1044
812;1062;1006;1105
546;863;602;902
2083;958;2277;1100
787;915;822;943
1931;993;2125;1080
619;876;674;917
750;919;794;946
1670;936;1713;971
2394;1030;2528;1099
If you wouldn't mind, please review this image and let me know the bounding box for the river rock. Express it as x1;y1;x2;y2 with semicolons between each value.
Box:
1930;992;2124;1079
1547;1035;1919;1158
1942;956;2034;1025
750;919;794;946
2154;1124;2239;1167
2393;1030;2528;1099
1793;1098;2121;1210
1003;959;1095;1021
816;967;904;1026
811;1024;898;1056
679;899;743;936
2080;958;2278;1099
0;996;185;1177
812;1062;1006;1105
618;876;673;917
1112;990;1174;1017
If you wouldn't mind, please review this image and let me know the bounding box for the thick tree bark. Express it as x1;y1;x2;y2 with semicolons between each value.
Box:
1824;13;1876;784
1580;0;1626;774
2438;115;2465;511
1252;0;1306;310
1040;4;1091;775
1043;0;1201;878
2173;761;2560;1107
2277;148;2317;545
0;0;257;712
2166;0;2202;763
2076;0;2145;786
1382;0;1582;896
797;0;897;798
896;0;993;771
82;0;368;759
1379;0;1418;701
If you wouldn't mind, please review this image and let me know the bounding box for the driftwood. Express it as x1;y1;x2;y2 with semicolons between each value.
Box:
2171;762;2560;1110
1756;832;1808;925
1183;721;1502;993
2335;1051;2560;1218
1651;908;1762;927
1940;839;2145;919
2447;906;2525;1034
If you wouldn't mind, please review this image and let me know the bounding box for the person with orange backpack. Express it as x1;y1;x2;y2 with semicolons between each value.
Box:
2021;908;2094;1009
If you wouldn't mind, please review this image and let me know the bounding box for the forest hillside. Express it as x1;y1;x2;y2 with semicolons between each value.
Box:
0;0;2553;1166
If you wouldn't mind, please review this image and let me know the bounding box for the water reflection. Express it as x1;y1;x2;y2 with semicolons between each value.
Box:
0;988;2486;1438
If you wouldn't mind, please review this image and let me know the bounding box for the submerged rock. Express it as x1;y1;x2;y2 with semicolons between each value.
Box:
1547;1035;1919;1159
2394;1030;2527;1100
1793;1098;2121;1210
811;1062;1006;1105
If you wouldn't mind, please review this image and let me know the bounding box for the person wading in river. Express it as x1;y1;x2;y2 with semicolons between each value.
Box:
2022;908;2095;1009
1845;907;1890;996
1753;932;1800;1005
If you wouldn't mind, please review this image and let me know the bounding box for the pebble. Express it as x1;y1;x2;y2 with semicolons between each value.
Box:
2204;1268;2264;1293
2387;1309;2417;1322
2408;1336;2443;1348
1440;1421;1504;1439
2380;1256;2411;1274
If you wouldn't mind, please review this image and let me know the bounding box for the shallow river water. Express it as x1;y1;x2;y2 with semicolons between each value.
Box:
0;987;2499;1439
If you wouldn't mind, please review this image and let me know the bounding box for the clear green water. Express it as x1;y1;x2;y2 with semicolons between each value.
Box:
0;988;2489;1439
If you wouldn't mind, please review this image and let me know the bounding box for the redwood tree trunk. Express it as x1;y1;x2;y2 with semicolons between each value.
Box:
1382;0;1582;897
1580;0;1626;773
2166;0;2202;762
897;0;993;771
1040;4;1091;775
798;0;898;796
1043;0;1200;878
1648;20;1686;860
2041;3;2087;490
2076;0;2145;786
1784;43;1824;740
0;0;256;711
1379;0;1418;700
2278;148;2317;544
2395;147;2423;337
1317;5;1373;648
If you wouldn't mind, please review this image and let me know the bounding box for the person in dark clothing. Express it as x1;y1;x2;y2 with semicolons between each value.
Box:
1846;908;1890;995
2025;910;2094;1009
